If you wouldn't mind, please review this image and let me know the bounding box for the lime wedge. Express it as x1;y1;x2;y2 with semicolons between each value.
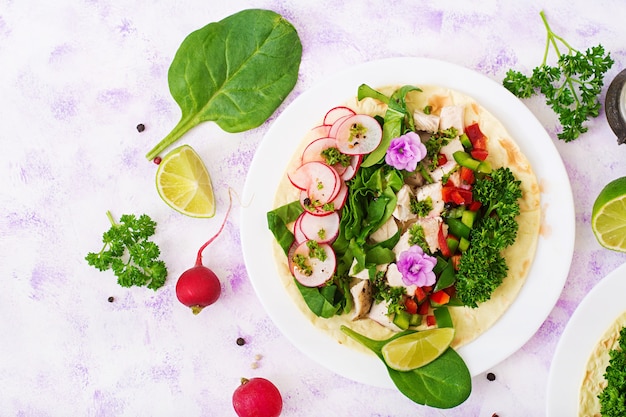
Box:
155;145;215;218
381;327;455;371
591;176;626;252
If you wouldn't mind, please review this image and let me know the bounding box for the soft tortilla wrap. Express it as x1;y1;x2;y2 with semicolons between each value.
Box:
578;311;626;417
272;85;541;353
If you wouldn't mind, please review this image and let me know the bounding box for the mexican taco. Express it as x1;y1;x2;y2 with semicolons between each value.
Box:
267;83;541;354
579;310;626;417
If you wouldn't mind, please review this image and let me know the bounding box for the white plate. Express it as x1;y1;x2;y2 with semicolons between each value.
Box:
547;262;626;416
241;57;575;388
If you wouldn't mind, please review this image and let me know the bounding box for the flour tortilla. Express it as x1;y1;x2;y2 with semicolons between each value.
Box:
578;311;626;417
272;85;541;353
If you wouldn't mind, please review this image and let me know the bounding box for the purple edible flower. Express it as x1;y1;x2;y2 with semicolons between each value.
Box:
396;245;437;287
384;131;427;172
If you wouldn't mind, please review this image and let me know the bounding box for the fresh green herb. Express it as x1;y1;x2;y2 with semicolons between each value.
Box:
408;223;429;253
306;240;327;261
424;127;457;170
145;9;302;160
292;254;312;276
598;326;626;416
340;326;472;408
410;195;433;217
502;10;614;142
371;269;406;315
321;147;352;167
423;105;432;115
455;167;522;307
85;211;167;290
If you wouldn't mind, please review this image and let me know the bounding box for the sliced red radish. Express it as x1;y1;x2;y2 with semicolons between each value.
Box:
323;106;356;126
335;114;382;155
305;162;341;204
299;211;340;243
292;213;307;244
288;160;339;194
328;114;353;138
341;154;363;181
306;124;332;140
330;181;349;210
290;240;336;287
300;190;335;216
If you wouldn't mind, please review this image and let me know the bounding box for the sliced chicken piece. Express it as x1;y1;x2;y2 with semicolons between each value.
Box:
350;279;373;320
386;262;417;295
413;110;440;133
392;184;417;222
367;300;402;332
415;182;445;218
413;217;444;254
370;215;399;244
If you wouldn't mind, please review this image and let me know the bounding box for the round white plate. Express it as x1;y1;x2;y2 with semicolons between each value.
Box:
547;262;626;416
241;57;575;388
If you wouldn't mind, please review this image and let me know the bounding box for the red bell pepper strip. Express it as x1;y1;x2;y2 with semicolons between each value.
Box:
404;297;418;315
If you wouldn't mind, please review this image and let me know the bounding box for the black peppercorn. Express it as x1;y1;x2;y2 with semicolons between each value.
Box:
136;123;145;132
107;296;114;303
236;337;246;346
486;372;496;381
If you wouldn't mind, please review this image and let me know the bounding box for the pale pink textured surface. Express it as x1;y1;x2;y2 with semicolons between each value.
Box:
1;1;626;416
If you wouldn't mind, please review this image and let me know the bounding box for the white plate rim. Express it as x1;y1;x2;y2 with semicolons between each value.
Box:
546;261;626;416
240;57;575;388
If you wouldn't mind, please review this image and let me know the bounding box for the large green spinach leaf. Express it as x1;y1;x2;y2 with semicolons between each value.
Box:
146;9;302;160
341;325;472;409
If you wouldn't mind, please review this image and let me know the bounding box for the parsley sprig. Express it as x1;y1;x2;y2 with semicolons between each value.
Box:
599;326;626;416
85;211;168;290
502;10;614;142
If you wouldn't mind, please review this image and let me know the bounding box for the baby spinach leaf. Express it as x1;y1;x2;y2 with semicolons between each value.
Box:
146;9;302;160
341;325;472;409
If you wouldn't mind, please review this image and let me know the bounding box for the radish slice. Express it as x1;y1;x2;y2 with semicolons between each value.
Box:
323;106;356;126
341;154;363;181
290;241;336;287
300;211;340;243
300;190;334;216
329;181;349;210
335;114;383;155
328;114;352;138
288;160;339;193
301;137;350;176
292;213;307;244
305;162;341;204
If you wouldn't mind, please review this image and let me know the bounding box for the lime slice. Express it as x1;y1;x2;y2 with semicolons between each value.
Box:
155;145;215;218
381;327;455;371
591;176;626;252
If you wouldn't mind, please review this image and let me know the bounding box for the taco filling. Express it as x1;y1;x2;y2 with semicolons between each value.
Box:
268;84;541;353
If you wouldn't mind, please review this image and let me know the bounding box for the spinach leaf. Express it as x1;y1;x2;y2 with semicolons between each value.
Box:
267;201;304;255
146;9;302;160
341;325;472;409
296;281;343;318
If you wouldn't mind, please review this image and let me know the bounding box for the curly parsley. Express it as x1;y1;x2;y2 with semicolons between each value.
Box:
502;10;614;142
598;326;626;416
85;211;168;290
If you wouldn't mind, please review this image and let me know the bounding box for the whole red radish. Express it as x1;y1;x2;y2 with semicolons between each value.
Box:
232;377;283;417
176;192;232;314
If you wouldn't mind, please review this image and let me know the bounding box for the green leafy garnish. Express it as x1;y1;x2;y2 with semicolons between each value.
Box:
85;212;167;290
455;167;522;307
146;9;302;160
340;326;472;409
598;326;626;416
502;10;614;142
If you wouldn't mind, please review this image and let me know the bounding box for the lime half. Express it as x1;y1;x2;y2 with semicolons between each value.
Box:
155;145;215;218
381;327;455;371
591;176;626;252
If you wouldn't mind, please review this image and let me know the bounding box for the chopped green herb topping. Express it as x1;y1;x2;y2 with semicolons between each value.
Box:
306;240;327;261
410;196;433;217
292;253;312;276
321;147;352;167
598;326;626;417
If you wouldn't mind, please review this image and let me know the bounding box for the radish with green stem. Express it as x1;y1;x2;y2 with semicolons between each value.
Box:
176;192;232;314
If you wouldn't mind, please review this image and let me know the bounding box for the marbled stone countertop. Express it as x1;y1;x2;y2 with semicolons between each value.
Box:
2;1;626;416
